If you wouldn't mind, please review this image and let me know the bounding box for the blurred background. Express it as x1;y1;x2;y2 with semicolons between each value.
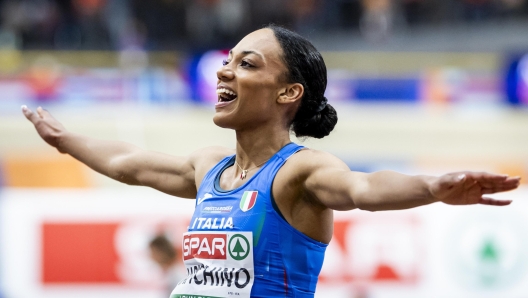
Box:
1;0;528;298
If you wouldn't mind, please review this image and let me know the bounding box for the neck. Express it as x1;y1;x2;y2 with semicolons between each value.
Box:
234;124;291;170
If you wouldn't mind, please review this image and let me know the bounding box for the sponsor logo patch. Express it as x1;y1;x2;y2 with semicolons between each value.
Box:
228;234;250;261
183;234;227;261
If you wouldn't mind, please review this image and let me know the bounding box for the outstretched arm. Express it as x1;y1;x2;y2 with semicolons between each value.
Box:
301;151;520;211
22;106;225;198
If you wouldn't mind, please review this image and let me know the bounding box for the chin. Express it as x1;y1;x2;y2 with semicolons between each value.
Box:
212;113;235;129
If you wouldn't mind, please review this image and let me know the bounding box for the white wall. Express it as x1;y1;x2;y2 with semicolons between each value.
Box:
1;187;527;298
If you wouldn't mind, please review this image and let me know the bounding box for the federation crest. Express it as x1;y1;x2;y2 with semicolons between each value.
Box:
240;191;258;212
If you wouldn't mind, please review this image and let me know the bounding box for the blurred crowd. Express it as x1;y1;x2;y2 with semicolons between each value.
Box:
0;0;527;51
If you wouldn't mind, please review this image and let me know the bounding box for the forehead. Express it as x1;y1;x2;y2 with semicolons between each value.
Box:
231;29;283;62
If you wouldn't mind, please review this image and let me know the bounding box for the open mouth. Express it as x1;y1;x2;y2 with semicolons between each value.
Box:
216;88;238;102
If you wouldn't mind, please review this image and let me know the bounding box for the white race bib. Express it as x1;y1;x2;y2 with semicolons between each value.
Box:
171;231;254;298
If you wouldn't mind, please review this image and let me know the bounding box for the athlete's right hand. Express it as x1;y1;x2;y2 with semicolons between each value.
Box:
22;105;67;153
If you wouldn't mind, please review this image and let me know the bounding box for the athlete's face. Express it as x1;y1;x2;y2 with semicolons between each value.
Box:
213;28;290;130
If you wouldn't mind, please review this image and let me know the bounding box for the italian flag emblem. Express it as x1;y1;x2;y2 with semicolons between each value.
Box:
240;191;258;212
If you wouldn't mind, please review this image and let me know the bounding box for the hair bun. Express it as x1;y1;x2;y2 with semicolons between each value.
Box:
315;96;328;113
292;102;337;139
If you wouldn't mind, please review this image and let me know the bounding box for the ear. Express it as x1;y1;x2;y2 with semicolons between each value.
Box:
277;83;304;105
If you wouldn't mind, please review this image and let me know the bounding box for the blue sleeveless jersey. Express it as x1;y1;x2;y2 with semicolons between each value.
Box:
171;143;327;298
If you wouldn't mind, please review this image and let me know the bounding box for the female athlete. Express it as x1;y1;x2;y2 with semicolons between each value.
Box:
22;25;520;297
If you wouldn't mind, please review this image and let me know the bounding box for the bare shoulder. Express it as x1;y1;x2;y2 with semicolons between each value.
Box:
190;146;234;170
283;148;349;176
275;148;349;192
190;146;235;186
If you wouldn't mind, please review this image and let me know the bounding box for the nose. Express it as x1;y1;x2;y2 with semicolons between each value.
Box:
217;64;234;81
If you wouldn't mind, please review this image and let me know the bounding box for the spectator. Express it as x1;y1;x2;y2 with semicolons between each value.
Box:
148;234;185;296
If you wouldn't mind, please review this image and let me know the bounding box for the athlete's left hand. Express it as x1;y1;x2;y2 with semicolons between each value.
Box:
430;172;521;206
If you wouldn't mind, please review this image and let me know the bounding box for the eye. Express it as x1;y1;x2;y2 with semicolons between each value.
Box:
240;60;253;68
222;59;230;66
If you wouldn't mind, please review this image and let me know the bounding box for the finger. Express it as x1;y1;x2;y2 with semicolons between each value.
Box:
466;173;514;190
480;177;521;194
476;177;509;188
482;184;519;194
478;197;512;206
502;177;521;188
507;176;522;183
37;107;56;121
21;105;41;123
36;106;48;118
466;172;509;187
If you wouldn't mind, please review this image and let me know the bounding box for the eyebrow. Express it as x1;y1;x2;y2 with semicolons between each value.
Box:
229;50;264;60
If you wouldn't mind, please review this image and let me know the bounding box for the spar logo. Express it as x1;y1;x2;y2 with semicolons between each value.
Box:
174;232;255;296
183;234;227;261
447;211;527;289
229;234;250;261
240;191;257;212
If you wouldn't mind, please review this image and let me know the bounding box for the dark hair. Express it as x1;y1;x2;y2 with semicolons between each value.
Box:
149;234;176;262
266;24;338;139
